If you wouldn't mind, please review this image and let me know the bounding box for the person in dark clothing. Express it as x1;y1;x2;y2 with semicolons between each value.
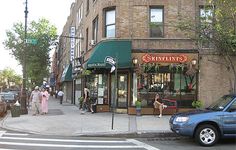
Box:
81;86;90;114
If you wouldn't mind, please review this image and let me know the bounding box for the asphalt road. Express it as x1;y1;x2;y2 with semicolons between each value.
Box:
0;129;235;150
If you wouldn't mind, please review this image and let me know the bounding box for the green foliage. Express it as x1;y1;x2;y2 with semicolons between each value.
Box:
0;68;22;89
192;100;203;109
135;100;142;108
78;97;84;109
81;69;92;76
176;0;236;93
3;18;57;86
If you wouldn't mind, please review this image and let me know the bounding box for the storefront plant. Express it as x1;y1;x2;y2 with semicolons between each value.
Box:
78;97;83;109
192;100;203;109
135;99;142;116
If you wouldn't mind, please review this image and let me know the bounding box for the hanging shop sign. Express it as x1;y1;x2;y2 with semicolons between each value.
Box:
142;53;188;63
70;26;76;62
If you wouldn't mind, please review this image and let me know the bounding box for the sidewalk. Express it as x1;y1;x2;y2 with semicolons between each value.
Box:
0;96;175;137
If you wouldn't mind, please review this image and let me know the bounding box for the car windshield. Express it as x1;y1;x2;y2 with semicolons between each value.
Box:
207;95;234;111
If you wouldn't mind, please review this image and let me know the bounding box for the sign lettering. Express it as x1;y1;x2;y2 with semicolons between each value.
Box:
142;54;188;63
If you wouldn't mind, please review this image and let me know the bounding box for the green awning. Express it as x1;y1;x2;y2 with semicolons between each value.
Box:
86;40;131;69
61;64;72;82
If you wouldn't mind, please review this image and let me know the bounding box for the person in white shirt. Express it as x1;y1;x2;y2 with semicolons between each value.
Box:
57;89;64;104
29;86;42;116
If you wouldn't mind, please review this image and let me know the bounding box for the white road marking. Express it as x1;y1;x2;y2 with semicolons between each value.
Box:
0;131;6;137
0;148;19;150
0;141;143;148
0;149;21;150
128;139;160;150
4;133;28;136
0;136;130;143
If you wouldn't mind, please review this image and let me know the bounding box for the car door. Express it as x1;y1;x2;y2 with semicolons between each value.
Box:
222;100;236;135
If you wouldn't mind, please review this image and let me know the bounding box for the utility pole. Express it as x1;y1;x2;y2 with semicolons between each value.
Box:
21;0;28;114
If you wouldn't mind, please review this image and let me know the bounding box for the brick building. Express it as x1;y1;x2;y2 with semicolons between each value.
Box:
56;0;236;114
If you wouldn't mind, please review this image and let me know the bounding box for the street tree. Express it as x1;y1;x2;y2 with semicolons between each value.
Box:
176;0;236;93
3;18;57;87
0;67;22;90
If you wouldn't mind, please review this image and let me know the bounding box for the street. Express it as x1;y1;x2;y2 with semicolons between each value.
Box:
0;129;235;150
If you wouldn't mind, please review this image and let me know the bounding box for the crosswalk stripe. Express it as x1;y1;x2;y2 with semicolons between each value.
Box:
0;131;6;137
0;136;130;143
3;133;28;136
0;149;21;150
0;141;143;148
128;139;160;150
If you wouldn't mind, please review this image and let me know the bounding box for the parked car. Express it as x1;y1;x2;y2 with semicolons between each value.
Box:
1;93;17;110
169;95;236;146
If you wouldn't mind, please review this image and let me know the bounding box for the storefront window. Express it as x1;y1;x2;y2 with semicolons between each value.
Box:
134;65;197;108
86;74;108;105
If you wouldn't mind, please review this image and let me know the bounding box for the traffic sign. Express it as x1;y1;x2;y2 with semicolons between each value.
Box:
25;39;38;45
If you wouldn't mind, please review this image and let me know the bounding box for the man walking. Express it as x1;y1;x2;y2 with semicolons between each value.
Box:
29;86;42;116
57;89;64;104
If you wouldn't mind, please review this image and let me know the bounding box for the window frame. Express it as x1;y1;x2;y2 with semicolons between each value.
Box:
149;6;164;38
92;16;99;43
104;7;116;38
199;5;214;48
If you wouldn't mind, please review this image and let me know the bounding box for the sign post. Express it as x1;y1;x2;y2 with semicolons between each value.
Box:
104;56;117;130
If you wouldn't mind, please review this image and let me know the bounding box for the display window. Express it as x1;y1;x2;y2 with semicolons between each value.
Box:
86;74;108;105
133;64;197;108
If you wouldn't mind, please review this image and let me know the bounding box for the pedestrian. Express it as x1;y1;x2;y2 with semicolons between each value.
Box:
41;87;49;115
81;86;90;114
153;93;167;118
57;89;64;104
55;90;58;99
29;86;42;116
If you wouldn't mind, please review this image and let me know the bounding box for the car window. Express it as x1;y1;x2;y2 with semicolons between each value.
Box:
207;95;234;111
227;101;236;112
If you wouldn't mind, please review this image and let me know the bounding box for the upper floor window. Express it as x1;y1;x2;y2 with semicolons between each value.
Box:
150;7;164;37
86;0;89;14
200;6;213;48
92;16;98;44
105;9;115;38
77;3;83;26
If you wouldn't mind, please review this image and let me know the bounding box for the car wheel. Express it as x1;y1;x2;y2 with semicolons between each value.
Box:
195;124;219;147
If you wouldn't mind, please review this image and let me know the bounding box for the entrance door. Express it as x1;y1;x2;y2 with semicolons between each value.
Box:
111;74;128;108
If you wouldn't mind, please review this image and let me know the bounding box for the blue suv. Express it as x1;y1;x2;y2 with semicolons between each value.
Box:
169;95;236;146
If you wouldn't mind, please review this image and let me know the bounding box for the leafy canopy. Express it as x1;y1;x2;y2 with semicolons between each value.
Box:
3;18;58;86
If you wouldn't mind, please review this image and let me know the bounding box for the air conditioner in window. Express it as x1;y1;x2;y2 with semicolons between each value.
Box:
90;40;95;46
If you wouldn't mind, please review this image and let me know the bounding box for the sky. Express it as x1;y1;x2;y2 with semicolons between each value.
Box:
0;0;75;75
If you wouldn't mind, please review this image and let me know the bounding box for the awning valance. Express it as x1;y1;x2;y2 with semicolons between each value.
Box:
86;40;131;69
61;64;72;82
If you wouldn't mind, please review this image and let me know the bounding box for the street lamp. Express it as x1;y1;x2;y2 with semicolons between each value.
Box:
20;0;28;114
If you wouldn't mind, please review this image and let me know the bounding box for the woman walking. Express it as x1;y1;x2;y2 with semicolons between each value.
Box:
41;87;49;115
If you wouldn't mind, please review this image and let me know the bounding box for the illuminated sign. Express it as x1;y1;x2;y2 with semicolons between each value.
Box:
142;54;188;63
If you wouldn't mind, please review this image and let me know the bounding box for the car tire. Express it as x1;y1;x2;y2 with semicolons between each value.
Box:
195;124;219;147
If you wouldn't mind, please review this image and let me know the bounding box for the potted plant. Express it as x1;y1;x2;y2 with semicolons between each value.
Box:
78;97;84;109
192;100;203;109
135;99;142;116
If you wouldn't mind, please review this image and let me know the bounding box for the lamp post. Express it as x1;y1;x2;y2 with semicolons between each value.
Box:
20;0;28;114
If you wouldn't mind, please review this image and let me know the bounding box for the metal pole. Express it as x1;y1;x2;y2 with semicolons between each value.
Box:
21;0;28;114
111;55;118;130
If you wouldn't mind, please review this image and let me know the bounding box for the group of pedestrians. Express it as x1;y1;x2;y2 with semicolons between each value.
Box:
29;86;49;116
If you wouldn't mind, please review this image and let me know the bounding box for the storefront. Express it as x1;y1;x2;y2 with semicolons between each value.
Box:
83;39;198;114
84;40;132;113
128;51;199;114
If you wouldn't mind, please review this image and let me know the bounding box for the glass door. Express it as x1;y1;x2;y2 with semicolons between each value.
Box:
111;74;128;108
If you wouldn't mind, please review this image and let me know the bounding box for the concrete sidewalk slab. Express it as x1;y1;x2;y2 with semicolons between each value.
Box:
0;96;174;137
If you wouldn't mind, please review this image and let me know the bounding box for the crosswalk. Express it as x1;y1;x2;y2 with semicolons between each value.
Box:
0;130;160;150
